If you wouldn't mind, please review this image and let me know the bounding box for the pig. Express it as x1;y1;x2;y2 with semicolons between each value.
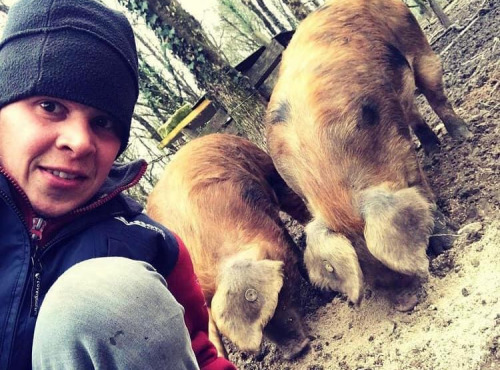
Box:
146;133;310;360
265;0;471;304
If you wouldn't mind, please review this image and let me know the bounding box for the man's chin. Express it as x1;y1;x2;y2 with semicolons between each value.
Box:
32;200;82;218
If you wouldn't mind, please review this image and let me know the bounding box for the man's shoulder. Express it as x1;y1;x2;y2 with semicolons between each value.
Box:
79;210;180;277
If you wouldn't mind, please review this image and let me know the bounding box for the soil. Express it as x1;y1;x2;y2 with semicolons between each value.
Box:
227;0;500;368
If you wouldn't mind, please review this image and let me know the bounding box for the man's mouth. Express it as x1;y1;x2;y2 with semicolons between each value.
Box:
46;169;79;180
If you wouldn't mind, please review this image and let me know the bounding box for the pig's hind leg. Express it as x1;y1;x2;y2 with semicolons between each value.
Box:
397;49;440;154
413;52;473;140
407;101;441;155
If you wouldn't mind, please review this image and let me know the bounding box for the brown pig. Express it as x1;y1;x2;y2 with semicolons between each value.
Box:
265;0;471;304
146;133;310;360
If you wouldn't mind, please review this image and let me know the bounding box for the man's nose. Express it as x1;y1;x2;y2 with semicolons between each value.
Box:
55;117;96;157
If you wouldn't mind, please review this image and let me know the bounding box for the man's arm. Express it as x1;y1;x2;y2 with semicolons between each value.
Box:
166;234;237;370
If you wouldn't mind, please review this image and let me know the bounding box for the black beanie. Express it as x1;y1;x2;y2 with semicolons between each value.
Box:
0;0;139;155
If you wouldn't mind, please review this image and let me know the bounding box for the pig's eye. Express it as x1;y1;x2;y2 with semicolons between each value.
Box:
245;288;258;302
323;260;335;274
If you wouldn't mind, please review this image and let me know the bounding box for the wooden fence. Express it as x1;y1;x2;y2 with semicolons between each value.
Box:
158;30;294;149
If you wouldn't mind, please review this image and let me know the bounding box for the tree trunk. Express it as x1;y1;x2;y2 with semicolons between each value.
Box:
220;0;270;45
133;112;163;142
135;32;199;101
242;0;279;37
220;14;261;49
0;2;9;14
254;0;287;33
428;0;452;28
272;0;298;28
281;0;310;21
138;60;184;115
124;0;268;148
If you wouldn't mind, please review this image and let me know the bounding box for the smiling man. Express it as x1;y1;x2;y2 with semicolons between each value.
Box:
0;98;121;217
0;1;235;369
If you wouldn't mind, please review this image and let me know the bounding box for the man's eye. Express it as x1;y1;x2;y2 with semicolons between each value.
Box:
40;101;63;113
92;116;116;131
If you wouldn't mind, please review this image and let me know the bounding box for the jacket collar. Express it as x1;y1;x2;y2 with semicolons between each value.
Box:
70;159;147;217
0;159;147;244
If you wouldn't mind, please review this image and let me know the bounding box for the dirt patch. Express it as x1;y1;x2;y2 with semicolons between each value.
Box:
227;0;499;368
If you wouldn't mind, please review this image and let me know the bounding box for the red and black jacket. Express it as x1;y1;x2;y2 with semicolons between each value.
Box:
0;160;235;370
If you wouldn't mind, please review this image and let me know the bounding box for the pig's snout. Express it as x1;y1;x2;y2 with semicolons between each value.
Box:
264;304;310;360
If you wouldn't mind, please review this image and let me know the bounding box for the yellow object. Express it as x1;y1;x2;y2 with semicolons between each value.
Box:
158;99;212;149
157;103;192;139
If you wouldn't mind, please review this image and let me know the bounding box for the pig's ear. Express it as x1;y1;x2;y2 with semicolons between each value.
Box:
211;258;284;353
304;218;364;304
359;185;433;278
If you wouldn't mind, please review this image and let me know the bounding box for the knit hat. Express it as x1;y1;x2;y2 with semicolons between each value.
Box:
0;0;139;155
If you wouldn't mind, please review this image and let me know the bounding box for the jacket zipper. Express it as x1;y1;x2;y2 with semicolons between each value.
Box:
29;217;46;317
2;161;146;317
23;163;147;317
1;162;147;368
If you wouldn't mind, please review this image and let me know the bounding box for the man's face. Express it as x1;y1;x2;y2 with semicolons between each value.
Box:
0;96;121;218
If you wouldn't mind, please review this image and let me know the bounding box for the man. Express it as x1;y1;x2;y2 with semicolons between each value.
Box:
0;0;235;369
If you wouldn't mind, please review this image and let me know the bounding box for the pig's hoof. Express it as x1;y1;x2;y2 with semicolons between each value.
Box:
448;122;473;140
422;140;441;156
428;233;455;255
413;124;441;155
428;209;457;255
394;292;419;312
282;338;310;360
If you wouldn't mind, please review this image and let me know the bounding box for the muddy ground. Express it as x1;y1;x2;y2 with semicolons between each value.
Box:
227;0;499;368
